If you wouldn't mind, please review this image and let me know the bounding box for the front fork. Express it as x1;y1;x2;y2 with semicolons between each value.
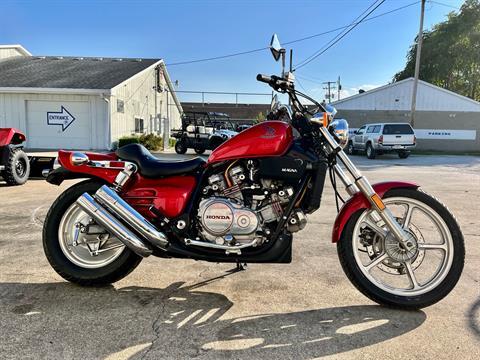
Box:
319;127;415;251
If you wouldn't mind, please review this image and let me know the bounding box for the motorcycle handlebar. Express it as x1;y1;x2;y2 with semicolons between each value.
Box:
256;74;290;90
256;74;273;84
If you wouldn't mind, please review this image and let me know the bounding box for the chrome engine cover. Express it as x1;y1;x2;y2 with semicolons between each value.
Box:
198;198;260;243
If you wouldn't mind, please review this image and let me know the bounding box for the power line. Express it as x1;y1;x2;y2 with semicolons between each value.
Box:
294;0;387;70
166;47;267;66
295;0;382;69
428;0;460;10
166;0;419;67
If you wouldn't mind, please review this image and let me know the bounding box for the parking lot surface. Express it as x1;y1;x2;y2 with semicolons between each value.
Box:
0;154;479;359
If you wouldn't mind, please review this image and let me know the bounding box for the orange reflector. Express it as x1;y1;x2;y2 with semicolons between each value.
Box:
371;194;386;210
323;113;329;127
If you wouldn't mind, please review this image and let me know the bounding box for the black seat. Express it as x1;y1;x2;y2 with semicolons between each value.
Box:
116;143;205;178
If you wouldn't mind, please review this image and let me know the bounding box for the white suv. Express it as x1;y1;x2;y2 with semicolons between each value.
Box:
347;123;416;159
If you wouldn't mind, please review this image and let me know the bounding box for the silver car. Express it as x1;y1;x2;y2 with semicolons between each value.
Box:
347;123;416;159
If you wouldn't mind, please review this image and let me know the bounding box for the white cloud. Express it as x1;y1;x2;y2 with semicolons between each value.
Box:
339;84;381;100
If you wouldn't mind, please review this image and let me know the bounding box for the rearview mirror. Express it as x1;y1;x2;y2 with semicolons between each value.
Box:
270;34;285;62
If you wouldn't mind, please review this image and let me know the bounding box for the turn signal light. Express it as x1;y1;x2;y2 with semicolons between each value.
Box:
322;113;330;127
370;193;386;211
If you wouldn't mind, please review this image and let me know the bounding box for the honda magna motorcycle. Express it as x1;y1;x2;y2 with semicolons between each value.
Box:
44;35;464;309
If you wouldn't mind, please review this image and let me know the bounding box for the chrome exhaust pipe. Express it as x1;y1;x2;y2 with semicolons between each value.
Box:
95;185;169;250
76;193;152;257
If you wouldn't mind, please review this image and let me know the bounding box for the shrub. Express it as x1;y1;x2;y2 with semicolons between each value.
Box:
118;136;139;148
118;134;174;151
139;133;163;151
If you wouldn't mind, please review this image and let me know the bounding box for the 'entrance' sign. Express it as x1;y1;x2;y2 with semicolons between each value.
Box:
47;106;76;131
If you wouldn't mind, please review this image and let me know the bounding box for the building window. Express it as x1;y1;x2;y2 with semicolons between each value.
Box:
117;99;124;113
135;117;144;133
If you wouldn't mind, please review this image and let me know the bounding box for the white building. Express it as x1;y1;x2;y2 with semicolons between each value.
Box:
333;78;480;152
0;45;182;150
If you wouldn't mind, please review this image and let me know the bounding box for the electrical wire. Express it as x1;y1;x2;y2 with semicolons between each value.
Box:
166;0;419;67
428;0;461;10
166;47;268;66
295;0;382;69
294;0;387;70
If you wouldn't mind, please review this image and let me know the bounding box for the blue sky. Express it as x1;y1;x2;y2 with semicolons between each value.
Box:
0;0;464;103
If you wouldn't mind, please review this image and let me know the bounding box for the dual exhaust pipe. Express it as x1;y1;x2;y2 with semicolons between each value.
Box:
76;185;169;257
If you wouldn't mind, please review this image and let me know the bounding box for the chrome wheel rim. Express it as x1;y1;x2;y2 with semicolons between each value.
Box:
58;203;126;268
353;197;454;296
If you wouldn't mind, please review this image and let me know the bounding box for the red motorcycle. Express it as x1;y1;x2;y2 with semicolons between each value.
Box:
44;36;464;309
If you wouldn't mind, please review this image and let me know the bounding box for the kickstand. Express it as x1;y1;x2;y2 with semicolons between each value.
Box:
235;261;247;272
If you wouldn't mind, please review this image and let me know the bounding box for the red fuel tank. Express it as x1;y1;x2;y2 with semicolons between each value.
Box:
207;121;293;164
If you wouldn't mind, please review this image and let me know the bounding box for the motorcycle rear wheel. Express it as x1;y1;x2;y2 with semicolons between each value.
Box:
43;180;142;286
337;188;464;309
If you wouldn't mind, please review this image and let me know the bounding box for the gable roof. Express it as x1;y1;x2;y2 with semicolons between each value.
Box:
0;44;31;57
333;78;480;112
0;56;160;90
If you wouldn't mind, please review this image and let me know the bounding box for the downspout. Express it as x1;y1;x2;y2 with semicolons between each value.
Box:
102;94;112;150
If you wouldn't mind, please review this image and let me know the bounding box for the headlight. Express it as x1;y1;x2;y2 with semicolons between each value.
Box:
329;119;349;148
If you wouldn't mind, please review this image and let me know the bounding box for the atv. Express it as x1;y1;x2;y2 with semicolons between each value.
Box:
0;128;30;185
0;128;57;186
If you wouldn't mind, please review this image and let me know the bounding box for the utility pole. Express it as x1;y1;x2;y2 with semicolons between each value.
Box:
411;0;426;128
323;81;337;103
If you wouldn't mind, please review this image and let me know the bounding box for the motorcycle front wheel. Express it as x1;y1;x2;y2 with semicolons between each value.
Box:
337;188;464;309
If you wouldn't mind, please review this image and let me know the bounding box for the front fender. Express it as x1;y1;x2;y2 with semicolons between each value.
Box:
0;128;26;146
331;181;419;243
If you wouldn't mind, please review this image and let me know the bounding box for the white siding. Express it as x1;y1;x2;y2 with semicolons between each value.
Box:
0;92;108;149
110;64;181;145
334;78;480;112
0;45;30;60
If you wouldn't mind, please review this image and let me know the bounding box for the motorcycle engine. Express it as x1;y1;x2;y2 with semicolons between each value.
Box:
197;162;307;246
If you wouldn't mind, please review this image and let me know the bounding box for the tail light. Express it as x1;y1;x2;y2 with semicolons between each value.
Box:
413;135;417;144
378;135;383;144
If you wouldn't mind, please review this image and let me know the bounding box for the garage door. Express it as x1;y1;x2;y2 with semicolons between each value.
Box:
26;100;91;149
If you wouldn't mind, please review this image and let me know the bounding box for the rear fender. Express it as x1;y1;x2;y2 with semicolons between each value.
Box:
332;181;419;243
48;150;118;185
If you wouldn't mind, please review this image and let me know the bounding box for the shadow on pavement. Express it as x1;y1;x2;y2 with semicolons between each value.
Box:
469;298;480;339
0;280;426;359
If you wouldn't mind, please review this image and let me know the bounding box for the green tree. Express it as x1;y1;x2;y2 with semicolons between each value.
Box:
394;0;480;101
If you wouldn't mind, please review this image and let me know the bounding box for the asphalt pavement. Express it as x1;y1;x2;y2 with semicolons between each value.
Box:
0;153;479;359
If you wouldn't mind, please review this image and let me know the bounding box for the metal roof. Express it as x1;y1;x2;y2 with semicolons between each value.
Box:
0;56;160;90
333;78;480;112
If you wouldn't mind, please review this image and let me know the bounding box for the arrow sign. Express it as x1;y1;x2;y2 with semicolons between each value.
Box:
47;106;75;131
